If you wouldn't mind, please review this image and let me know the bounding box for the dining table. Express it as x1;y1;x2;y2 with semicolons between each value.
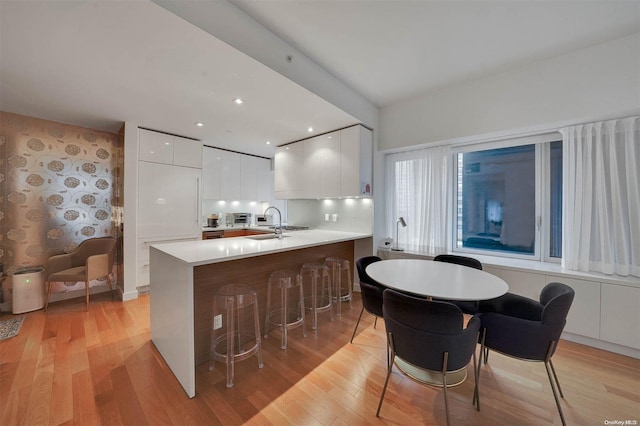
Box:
366;258;509;386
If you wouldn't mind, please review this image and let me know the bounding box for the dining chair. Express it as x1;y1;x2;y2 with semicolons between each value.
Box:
44;237;117;311
478;282;575;426
434;254;483;314
377;288;480;425
351;256;385;343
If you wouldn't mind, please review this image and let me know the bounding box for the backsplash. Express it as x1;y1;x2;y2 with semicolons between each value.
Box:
0;112;122;299
287;198;373;234
201;199;287;226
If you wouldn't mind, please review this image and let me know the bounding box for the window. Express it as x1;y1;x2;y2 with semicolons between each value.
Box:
453;137;562;260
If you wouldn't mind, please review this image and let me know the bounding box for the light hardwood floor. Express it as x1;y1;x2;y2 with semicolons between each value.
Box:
1;292;638;425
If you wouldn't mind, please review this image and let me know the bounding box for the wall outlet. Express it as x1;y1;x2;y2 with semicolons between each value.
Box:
213;314;222;330
324;213;330;221
331;213;338;222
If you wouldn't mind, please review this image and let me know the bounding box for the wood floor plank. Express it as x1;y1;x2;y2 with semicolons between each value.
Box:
1;292;638;425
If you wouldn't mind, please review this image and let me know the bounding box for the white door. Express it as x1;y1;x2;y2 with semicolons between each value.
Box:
138;161;201;238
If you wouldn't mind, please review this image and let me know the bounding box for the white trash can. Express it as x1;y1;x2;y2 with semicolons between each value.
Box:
12;267;45;314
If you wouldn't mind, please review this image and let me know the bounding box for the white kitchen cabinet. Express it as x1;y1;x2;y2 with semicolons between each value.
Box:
203;147;271;201
304;131;341;198
274;124;372;199
139;129;173;164
174;136;203;168
340;125;372;197
139;128;202;169
600;283;640;349
275;142;306;199
137;161;201;239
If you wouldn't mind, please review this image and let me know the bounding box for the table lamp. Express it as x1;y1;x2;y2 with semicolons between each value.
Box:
392;217;407;251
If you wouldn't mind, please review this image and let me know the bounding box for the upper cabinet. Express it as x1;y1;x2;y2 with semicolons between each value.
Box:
274;124;372;199
202;147;272;201
139;128;203;168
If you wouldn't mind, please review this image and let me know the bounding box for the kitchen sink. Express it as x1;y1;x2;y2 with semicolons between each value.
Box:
246;234;290;240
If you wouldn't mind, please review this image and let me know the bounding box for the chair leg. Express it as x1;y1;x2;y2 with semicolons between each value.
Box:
545;360;567;426
376;333;395;417
373;316;378;329
544;341;566;426
85;280;90;311
472;340;480;411
474;329;486;407
442;352;450;426
44;281;52;311
350;306;365;343
106;275;114;300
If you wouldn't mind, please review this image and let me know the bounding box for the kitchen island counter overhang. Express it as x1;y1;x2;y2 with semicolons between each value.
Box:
149;229;373;397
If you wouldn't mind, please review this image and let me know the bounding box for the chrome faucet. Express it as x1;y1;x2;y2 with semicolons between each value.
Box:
264;206;283;239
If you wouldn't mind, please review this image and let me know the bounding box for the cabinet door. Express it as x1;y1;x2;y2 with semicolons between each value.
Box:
139;129;173;164
601;283;640;349
499;269;546;300
546;276;600;339
240;155;259;200
219;151;242;200
305;132;341;198
274;143;305;199
202;148;222;199
255;158;273;201
138;162;201;238
173;136;202;169
340;125;372;197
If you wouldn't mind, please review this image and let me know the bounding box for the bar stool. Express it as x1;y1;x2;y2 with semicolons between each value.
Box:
264;270;307;349
325;257;353;316
300;263;333;331
209;283;264;388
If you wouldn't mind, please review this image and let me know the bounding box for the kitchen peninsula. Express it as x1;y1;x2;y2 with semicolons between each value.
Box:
149;229;372;397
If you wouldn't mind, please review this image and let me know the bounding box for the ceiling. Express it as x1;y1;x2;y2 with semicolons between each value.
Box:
231;0;640;107
2;1;638;158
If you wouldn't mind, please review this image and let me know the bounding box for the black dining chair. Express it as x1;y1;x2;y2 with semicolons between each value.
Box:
377;289;480;425
433;254;483;314
478;282;575;426
352;256;385;343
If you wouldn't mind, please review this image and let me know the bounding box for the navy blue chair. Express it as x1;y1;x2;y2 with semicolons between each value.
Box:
478;282;575;426
434;254;483;314
377;289;480;425
352;256;385;343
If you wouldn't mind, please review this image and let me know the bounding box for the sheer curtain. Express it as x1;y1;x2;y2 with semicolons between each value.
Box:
561;116;640;277
385;146;450;254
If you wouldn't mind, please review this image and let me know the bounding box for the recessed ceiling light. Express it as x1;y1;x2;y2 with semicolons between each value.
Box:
285;146;290;150
233;98;244;105
327;135;332;139
195;122;204;127
307;127;314;132
266;141;271;145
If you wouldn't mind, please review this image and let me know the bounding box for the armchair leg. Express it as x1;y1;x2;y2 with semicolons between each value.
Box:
350;306;365;343
85;280;90;311
106;275;114;300
44;281;52;311
545;360;566;426
442;352;450;426
377;333;395;417
474;329;486;407
472;338;480;411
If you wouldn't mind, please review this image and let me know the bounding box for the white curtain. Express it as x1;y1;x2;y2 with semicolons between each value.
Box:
561;116;640;277
385;146;450;255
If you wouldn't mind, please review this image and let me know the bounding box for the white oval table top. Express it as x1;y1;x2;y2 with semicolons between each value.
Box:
366;258;509;301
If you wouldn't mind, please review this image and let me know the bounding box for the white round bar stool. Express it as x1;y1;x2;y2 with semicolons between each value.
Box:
300;263;334;331
263;269;307;349
325;257;353;316
209;283;264;388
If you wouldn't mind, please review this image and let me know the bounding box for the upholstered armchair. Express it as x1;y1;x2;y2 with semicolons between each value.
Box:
44;237;117;311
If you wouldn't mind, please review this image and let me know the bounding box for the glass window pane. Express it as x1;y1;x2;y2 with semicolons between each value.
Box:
457;145;536;255
549;141;563;258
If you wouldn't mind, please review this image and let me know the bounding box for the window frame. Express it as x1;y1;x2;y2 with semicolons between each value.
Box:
450;133;562;262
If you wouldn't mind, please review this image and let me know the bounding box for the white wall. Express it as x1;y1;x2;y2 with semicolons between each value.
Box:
380;33;640;151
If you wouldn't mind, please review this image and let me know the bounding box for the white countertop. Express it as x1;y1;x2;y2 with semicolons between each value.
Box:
151;229;371;266
201;225;273;232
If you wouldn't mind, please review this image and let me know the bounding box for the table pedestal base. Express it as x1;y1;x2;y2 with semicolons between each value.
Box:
394;358;467;387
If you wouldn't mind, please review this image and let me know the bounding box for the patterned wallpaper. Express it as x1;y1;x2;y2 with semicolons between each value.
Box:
0;111;123;299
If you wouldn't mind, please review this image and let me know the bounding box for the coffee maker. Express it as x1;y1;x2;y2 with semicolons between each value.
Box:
207;214;219;228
